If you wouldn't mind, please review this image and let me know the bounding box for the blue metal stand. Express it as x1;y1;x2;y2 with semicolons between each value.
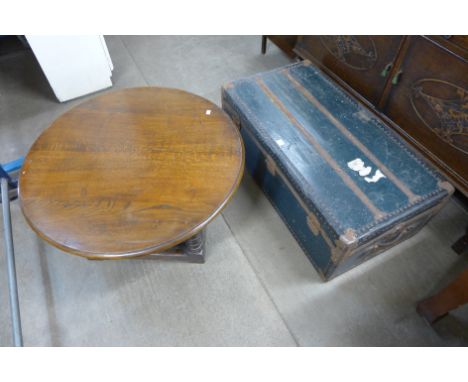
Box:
1;158;24;347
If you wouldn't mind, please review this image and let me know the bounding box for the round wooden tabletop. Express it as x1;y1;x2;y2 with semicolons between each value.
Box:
19;87;244;259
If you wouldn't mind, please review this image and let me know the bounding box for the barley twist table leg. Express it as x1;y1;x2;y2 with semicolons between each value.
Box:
88;230;206;263
183;231;205;263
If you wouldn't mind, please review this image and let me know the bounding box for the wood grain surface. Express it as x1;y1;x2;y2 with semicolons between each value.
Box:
19;87;244;259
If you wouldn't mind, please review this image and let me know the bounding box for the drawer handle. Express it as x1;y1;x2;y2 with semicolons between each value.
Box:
380;62;393;77
392;70;403;85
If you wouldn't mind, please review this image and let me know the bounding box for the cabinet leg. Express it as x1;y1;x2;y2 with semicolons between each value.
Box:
452;226;468;255
417;268;468;323
261;36;267;54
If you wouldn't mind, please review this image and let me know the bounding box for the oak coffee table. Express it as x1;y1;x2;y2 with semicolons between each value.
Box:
19;87;244;262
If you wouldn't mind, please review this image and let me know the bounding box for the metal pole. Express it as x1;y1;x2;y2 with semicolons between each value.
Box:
1;177;23;346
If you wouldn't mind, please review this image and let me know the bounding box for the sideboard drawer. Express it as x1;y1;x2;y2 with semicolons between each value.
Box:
295;35;403;105
383;36;468;194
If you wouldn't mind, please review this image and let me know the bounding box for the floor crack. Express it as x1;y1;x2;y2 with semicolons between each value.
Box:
119;37;151;86
221;212;301;346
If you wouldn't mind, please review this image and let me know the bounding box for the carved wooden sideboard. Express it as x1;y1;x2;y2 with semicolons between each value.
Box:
292;36;468;197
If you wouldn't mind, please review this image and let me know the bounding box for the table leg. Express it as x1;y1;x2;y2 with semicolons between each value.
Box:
183;230;205;263
86;231;206;263
141;230;205;263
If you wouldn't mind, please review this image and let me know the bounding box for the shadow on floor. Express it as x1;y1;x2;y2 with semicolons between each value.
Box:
0;38;56;103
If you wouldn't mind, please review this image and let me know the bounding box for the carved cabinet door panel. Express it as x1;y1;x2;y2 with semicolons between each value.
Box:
445;35;468;52
294;35;403;105
428;35;468;56
383;36;468;195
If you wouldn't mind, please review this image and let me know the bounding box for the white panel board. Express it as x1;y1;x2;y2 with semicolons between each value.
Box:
26;35;113;102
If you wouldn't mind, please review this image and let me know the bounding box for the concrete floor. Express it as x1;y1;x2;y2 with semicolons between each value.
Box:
1;36;467;346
